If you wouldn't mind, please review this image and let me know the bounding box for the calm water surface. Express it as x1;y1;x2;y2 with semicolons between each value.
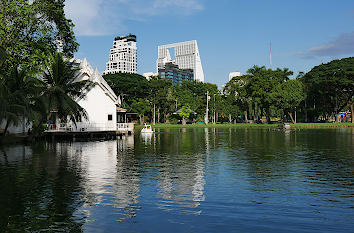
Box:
0;128;353;232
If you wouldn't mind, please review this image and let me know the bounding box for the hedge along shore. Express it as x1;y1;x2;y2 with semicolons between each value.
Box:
135;123;354;129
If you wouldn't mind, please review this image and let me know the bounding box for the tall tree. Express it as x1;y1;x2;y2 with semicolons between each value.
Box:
224;75;250;122
0;47;38;134
32;53;93;132
0;65;40;134
0;0;78;72
180;105;192;125
131;98;150;124
221;95;241;123
103;73;149;108
246;66;293;123
276;79;304;123
302;57;354;123
148;77;172;124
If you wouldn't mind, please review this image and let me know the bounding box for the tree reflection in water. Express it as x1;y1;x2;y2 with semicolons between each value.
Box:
0;143;86;232
0;128;353;232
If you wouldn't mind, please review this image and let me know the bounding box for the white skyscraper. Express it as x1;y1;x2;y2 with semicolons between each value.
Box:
157;40;204;82
104;34;137;75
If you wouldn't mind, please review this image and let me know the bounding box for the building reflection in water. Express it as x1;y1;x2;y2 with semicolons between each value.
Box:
156;154;206;215
154;129;206;215
113;135;140;220
56;135;140;222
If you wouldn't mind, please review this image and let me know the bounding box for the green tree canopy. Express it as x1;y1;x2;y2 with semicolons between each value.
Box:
246;66;293;122
103;73;150;108
0;0;78;71
223;75;250;121
276;79;304;123
180;105;192;125
131;98;150;124
302;57;354;122
32;53;93;132
148;76;173;123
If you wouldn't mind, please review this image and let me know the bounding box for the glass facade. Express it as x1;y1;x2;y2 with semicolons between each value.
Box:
158;62;193;85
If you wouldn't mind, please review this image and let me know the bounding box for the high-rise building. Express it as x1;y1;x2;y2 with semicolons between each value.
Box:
157;40;204;82
158;62;194;85
103;34;137;75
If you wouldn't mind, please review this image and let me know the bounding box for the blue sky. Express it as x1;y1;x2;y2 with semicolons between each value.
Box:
65;0;354;87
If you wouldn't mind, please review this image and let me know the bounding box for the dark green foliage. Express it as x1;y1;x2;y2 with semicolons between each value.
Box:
0;1;91;135
245;66;293;121
223;75;250;122
0;0;78;72
103;72;222;123
131;98;150;124
301;57;354;122
33;53;93;128
223;66;296;123
0;47;42;134
103;73;149;108
0;51;93;135
276;79;304;123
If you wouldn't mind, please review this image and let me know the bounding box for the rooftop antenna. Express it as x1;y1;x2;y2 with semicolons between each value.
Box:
269;41;272;68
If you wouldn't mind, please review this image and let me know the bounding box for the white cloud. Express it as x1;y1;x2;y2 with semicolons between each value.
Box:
64;0;204;36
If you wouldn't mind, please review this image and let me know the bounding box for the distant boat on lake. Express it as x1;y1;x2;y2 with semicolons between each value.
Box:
141;124;153;133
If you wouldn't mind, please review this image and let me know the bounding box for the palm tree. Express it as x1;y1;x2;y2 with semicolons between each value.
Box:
33;52;93;132
0;48;32;135
0;65;40;134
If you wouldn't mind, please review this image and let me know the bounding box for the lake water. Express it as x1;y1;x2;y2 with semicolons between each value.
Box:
0;128;353;232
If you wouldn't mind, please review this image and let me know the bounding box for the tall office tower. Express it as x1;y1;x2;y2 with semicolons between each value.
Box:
103;34;137;75
157;40;204;82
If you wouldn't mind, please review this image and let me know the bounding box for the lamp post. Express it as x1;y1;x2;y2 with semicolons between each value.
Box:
213;94;216;124
205;91;209;124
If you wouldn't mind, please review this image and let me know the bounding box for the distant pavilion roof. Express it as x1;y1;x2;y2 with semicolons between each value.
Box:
173;109;197;115
116;107;127;112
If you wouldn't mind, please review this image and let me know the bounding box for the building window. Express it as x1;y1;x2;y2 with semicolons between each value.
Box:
108;114;113;121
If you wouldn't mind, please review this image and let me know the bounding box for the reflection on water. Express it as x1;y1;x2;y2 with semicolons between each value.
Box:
0;128;354;232
141;132;153;145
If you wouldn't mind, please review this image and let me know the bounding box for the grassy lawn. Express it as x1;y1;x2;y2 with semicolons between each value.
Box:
290;122;354;128
135;122;354;129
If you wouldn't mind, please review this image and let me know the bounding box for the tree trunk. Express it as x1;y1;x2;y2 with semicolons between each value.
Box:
153;104;156;125
266;108;271;124
3;120;9;135
304;99;308;122
157;108;160;124
350;103;354;124
164;113;170;123
139;115;143;125
182;117;186;125
295;110;297;124
229;114;232;123
288;111;295;124
244;111;248;122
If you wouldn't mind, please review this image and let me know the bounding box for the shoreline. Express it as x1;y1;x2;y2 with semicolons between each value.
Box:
1;123;352;145
135;123;354;129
